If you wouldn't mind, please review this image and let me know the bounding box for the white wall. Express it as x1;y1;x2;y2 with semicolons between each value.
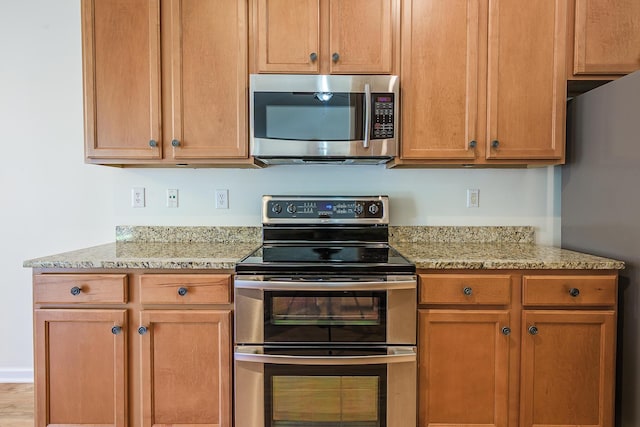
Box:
0;0;561;381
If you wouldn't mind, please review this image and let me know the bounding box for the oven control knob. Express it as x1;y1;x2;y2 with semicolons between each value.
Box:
271;203;282;214
287;204;297;214
354;204;364;215
368;203;379;215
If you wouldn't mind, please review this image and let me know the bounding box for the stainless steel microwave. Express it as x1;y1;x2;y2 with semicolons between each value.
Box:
250;74;399;165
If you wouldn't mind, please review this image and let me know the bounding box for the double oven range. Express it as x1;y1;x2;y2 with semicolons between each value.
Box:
234;196;417;427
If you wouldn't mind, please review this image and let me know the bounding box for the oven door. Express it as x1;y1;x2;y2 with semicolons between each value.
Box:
234;346;417;427
234;275;416;345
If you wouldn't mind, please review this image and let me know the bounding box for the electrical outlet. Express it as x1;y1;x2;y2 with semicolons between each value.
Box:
132;187;145;208
215;189;229;209
466;189;479;208
167;189;178;208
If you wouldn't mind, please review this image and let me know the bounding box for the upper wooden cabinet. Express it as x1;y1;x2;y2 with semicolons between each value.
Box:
82;0;250;166
399;0;566;165
251;0;399;74
569;0;640;78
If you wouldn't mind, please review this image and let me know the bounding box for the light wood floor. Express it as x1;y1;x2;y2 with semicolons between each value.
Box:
0;383;34;427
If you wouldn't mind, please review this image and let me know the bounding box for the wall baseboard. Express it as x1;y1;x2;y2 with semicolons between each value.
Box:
0;368;34;383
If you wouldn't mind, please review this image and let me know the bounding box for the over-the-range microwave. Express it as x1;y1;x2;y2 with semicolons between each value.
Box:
249;74;399;165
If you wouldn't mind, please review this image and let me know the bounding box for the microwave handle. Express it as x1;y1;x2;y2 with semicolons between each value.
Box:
235;346;416;366
363;83;371;149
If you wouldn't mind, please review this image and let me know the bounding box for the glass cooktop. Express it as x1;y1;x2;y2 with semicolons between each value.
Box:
235;244;415;275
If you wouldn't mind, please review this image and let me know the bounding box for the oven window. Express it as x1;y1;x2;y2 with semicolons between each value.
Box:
253;92;365;141
264;291;386;343
266;362;386;427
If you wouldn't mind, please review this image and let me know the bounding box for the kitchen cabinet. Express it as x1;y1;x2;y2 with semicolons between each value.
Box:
82;0;251;166
250;0;399;74
33;274;128;427
417;271;618;427
520;275;617;427
418;274;517;427
399;0;566;165
32;271;233;427
568;0;640;78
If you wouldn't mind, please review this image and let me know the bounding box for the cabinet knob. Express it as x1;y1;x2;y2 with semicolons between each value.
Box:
70;286;82;296
491;140;500;148
138;326;148;335
332;52;340;63
469;140;477;148
528;325;539;335
111;326;122;335
462;286;473;296
569;288;580;297
177;287;188;296
171;139;180;147
309;52;318;62
149;139;157;148
501;326;511;336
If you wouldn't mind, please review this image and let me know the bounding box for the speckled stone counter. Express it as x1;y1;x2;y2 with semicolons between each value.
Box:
24;226;261;270
23;225;624;270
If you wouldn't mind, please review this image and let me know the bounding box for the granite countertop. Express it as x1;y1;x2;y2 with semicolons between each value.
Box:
23;226;625;270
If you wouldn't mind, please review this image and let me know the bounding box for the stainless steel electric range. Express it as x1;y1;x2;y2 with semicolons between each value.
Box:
234;196;417;427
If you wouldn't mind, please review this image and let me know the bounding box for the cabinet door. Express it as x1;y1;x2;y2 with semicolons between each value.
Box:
329;0;395;74
167;0;248;159
34;309;127;427
255;0;320;73
401;0;481;160
574;0;640;75
140;310;232;427
520;310;615;427
82;0;162;159
486;0;566;160
418;309;510;427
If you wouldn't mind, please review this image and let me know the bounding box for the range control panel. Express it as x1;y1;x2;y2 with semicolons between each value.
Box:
371;93;395;139
263;196;388;222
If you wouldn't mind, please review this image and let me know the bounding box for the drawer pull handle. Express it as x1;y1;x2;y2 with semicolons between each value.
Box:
111;326;122;335
501;327;511;336
138;326;148;335
463;287;473;296
70;286;82;296
528;325;539;335
569;288;580;297
177;287;188;296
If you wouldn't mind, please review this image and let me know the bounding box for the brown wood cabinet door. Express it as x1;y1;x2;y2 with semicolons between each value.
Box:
520;310;615;427
486;0;566;161
329;0;395;74
82;0;162;159
140;310;231;427
574;0;640;75
255;0;320;73
400;0;481;160
166;0;248;160
418;309;510;427
34;309;127;427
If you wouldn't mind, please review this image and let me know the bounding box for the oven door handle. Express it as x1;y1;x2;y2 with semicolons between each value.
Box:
233;277;416;291
234;346;416;365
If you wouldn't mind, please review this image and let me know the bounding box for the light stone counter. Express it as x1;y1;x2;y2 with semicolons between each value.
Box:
23;225;624;270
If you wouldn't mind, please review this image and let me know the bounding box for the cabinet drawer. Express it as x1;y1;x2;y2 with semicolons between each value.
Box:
139;274;231;304
34;274;128;304
419;274;512;305
523;275;617;307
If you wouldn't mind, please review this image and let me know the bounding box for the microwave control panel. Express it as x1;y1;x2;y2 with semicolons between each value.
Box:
372;93;395;139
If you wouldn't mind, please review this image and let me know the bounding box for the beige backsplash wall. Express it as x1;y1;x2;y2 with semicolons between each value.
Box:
0;0;561;380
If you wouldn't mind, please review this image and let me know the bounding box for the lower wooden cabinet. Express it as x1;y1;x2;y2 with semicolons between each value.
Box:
139;309;232;427
418;271;618;427
34;309;127;427
520;310;616;427
418;309;511;427
32;272;233;427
